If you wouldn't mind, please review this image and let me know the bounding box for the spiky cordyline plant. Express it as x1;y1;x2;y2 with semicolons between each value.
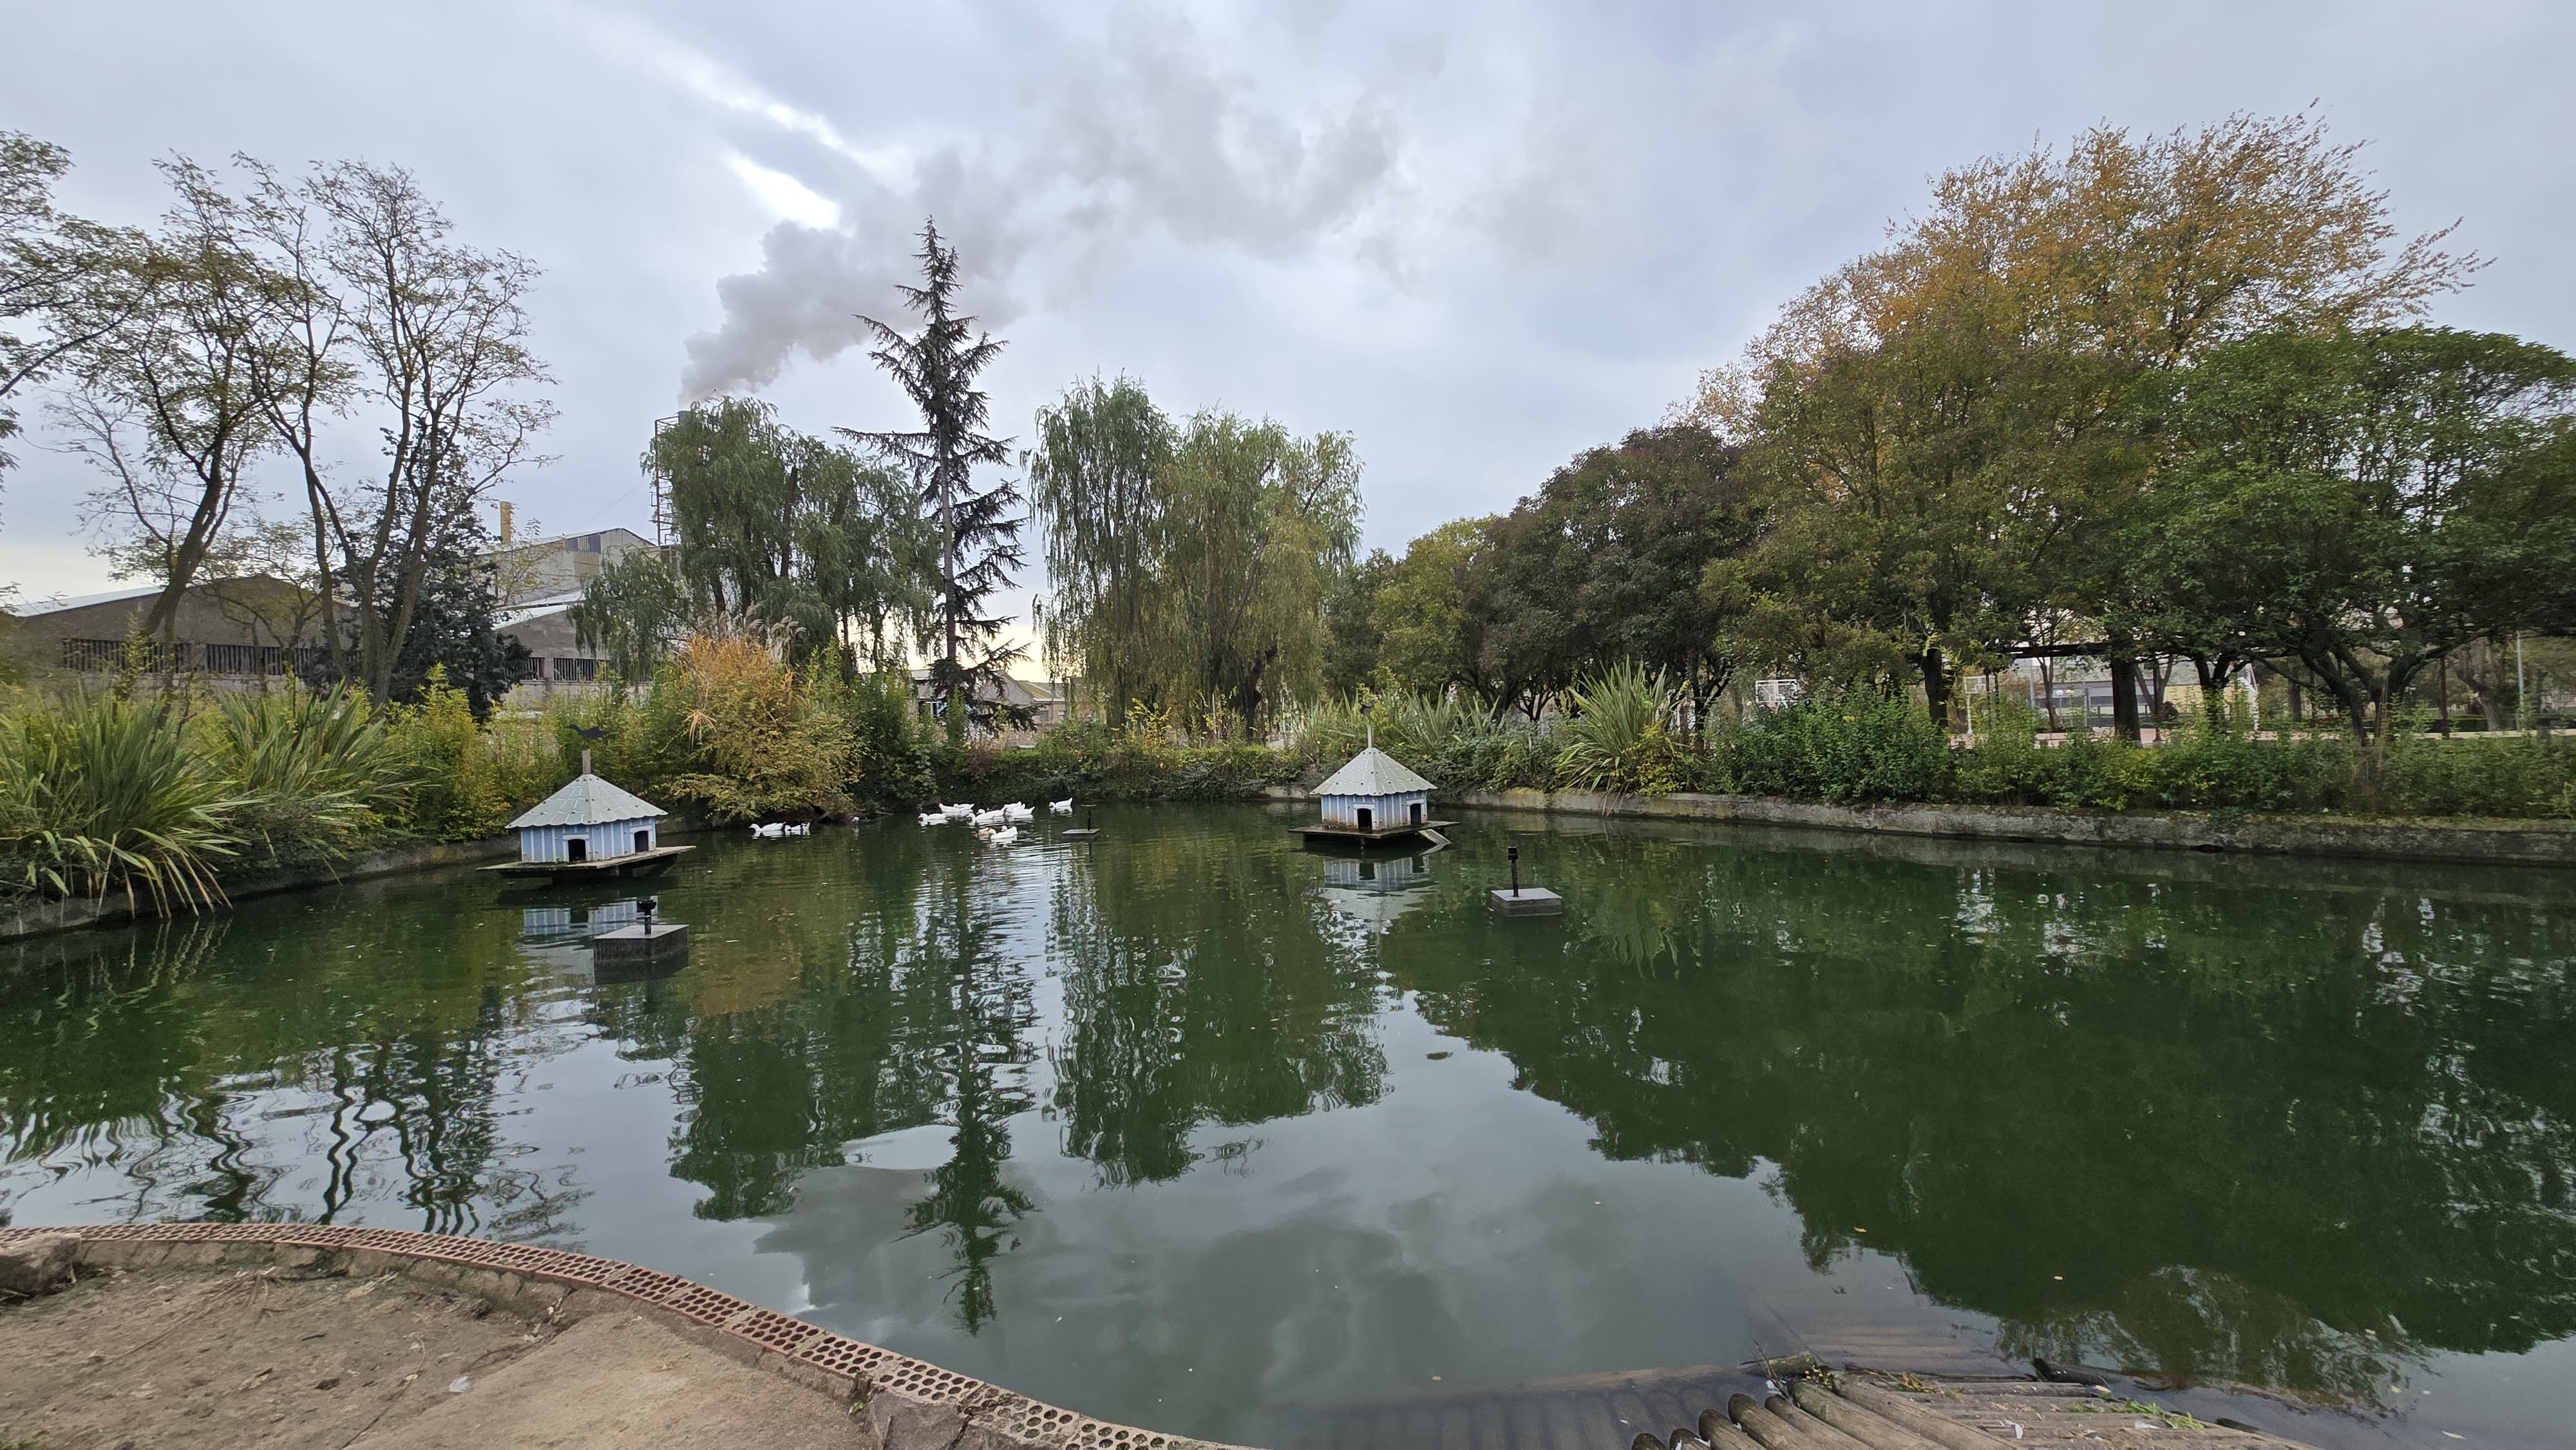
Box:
1554;663;1688;795
0;693;242;912
207;683;415;858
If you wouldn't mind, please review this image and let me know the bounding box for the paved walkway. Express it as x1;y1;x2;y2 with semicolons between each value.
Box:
0;1259;865;1449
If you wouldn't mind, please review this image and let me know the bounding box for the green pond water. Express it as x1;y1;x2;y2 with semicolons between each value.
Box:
3;805;2573;1449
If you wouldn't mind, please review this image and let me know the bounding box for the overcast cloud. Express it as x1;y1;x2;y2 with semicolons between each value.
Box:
5;1;2572;651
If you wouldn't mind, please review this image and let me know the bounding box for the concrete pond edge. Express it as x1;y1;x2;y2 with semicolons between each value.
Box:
0;836;518;945
0;1220;1245;1450
1260;787;2576;868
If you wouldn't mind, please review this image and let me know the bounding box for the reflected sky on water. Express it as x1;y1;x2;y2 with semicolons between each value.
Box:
3;805;2572;1449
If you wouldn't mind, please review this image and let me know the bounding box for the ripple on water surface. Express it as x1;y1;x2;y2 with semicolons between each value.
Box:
3;804;2573;1450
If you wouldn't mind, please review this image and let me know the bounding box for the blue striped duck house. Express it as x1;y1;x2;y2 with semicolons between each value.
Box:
509;765;666;865
1311;717;1438;840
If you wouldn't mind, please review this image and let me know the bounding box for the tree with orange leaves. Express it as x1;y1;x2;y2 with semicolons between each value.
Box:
1692;112;2482;731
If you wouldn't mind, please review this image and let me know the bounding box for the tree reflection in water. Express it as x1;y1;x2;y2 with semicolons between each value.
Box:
1392;824;2576;1404
1046;823;1387;1188
2;810;2573;1411
895;852;1038;1332
0;898;585;1240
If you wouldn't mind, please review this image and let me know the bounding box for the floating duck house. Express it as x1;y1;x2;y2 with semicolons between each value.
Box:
1300;732;1450;847
483;758;692;881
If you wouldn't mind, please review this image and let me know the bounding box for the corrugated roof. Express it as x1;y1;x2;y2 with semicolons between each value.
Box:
1316;746;1434;797
497;590;587;628
10;583;164;617
7;575;307;619
508;773;665;829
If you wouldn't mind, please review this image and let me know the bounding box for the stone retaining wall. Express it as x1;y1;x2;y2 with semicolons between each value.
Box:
0;1220;1237;1450
0;836;518;945
1262;786;2576;867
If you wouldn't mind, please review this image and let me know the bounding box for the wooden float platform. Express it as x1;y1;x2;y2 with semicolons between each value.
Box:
478;845;693;883
1297;819;1456;848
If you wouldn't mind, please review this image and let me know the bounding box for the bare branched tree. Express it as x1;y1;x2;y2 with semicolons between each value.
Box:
61;157;278;646
305;161;554;699
0;131;142;492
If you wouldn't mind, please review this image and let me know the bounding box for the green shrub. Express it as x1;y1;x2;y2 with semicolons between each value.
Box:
844;668;935;805
389;668;565;840
1716;686;1953;803
0;693;240;911
2370;730;2576;818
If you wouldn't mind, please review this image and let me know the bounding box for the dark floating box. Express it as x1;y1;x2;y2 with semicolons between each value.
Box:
594;922;691;978
1488;887;1563;916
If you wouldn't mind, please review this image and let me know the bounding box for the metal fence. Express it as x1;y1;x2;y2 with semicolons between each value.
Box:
58;638;330;677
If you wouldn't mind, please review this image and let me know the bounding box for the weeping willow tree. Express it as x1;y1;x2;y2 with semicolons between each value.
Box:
1159;413;1361;733
605;396;927;677
1030;375;1361;737
1027;375;1173;725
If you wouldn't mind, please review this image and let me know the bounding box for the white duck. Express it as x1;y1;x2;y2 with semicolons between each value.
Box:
1001;802;1036;823
750;822;784;838
941;803;975;820
918;811;948;827
971;807;1010;827
1049;797;1074;814
987;824;1020;846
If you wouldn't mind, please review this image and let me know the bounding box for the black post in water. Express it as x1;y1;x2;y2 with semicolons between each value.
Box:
1489;844;1559;916
639;896;658;929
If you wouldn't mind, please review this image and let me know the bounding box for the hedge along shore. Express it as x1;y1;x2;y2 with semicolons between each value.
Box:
1258;786;2576;868
0;1221;1242;1450
1444;788;2576;868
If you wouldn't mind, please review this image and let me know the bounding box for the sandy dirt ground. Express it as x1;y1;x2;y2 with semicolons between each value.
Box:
0;1260;869;1449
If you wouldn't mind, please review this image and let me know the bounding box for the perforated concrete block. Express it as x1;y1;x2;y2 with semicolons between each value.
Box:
866;1388;969;1450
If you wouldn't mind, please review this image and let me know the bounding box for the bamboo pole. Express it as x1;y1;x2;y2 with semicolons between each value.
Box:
1828;1381;1994;1450
1724;1394;1827;1450
1786;1383;1943;1450
1696;1409;1765;1450
1767;1396;1875;1450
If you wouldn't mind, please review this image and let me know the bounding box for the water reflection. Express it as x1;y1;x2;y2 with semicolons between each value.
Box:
0;892;586;1240
1048;825;1386;1189
518;898;640;945
1312;851;1437;936
1392;822;2576;1405
0;809;2572;1438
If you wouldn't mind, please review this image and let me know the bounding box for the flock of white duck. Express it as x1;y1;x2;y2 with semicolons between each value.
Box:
913;797;1074;846
746;798;1068;845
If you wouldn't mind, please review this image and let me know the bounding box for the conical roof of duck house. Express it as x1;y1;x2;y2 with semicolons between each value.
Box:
1316;746;1434;797
510;773;665;829
508;773;667;864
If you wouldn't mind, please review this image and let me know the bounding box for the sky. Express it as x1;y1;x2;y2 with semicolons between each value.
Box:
6;1;2573;649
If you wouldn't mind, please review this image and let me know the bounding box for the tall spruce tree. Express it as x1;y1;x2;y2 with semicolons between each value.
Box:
840;220;1023;745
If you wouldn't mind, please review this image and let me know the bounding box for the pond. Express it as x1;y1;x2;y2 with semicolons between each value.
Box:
3;804;2572;1450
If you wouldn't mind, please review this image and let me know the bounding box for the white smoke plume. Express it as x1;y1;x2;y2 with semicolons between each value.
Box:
663;21;1408;400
